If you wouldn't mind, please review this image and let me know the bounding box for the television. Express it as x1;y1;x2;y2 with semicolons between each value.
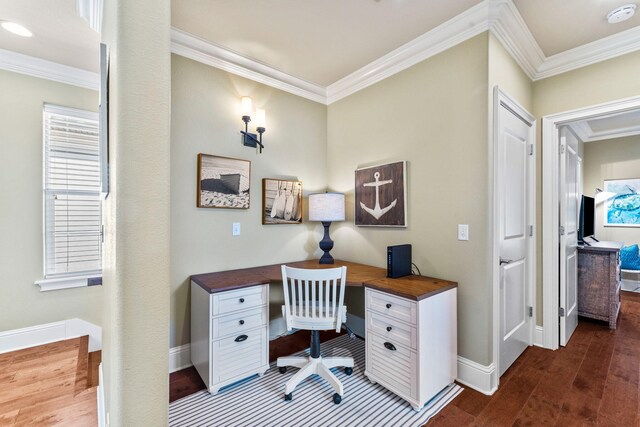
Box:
578;195;595;244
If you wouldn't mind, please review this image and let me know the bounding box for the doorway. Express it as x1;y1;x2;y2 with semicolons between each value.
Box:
541;96;640;349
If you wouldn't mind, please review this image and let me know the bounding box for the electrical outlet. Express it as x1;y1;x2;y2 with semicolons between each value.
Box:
458;224;469;241
232;222;241;236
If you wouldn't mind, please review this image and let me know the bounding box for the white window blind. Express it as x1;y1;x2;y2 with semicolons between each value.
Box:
43;104;101;278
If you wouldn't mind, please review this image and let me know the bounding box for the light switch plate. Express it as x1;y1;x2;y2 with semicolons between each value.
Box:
458;224;469;241
232;222;241;236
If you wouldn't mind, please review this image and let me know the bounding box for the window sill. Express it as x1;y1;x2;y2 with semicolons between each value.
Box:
35;275;102;292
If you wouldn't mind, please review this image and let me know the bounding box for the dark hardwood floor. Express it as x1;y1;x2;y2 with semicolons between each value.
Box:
169;292;640;426
428;291;640;427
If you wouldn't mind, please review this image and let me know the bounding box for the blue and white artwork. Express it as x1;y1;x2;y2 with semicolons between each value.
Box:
604;178;640;227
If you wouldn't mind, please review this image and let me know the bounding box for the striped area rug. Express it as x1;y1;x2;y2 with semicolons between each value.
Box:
169;335;462;427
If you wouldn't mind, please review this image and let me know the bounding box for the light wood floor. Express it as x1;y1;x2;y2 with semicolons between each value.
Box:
0;336;99;426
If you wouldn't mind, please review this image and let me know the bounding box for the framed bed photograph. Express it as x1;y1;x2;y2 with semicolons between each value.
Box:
355;161;407;227
604;178;640;227
197;154;251;209
262;179;302;224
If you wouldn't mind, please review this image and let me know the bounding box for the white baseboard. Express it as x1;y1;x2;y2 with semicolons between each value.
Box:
97;363;106;427
456;356;497;395
534;325;544;347
0;318;102;354
169;343;192;373
622;278;640;292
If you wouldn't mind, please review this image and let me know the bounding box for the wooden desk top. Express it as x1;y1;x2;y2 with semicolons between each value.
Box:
578;240;624;253
191;259;457;301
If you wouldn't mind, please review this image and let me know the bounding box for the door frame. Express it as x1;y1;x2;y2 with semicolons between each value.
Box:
541;95;640;350
492;87;536;387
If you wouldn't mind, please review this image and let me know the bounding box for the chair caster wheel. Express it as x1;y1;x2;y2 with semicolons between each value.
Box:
284;392;292;401
333;393;342;404
279;366;287;374
344;367;353;375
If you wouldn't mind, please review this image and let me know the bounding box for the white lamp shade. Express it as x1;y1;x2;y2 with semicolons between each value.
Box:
255;108;266;128
309;193;345;222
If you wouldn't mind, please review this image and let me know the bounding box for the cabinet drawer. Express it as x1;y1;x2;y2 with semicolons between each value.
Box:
212;286;266;316
366;289;416;325
367;310;416;350
213;327;266;383
367;332;416;398
212;307;267;339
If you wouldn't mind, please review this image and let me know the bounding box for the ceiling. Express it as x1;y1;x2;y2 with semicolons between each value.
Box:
569;109;640;143
1;0;640;86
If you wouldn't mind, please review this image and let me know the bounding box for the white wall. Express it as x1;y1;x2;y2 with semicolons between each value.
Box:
0;70;102;332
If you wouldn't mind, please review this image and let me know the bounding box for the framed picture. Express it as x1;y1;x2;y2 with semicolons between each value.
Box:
262;179;302;224
604;178;640;227
197;154;251;209
355;161;407;227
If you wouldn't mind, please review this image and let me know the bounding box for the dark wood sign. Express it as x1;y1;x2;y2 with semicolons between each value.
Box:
355;161;407;227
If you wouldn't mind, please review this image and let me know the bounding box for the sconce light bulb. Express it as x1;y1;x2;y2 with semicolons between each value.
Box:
241;96;253;117
255;108;266;129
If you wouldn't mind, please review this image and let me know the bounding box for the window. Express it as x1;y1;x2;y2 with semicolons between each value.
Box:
39;104;101;289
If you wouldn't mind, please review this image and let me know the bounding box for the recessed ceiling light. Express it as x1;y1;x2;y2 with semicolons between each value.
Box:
0;20;33;37
607;4;636;24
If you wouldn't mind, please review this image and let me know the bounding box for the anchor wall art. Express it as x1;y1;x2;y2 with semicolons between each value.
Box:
604;178;640;227
355;161;407;227
262;179;303;224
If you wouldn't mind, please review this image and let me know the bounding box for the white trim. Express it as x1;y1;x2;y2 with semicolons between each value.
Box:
0;48;99;90
0;318;102;354
169;344;192;373
492;87;536;382
326;1;491;104
170;28;327;104
534;326;544;347
541;95;640;350
97;363;105;427
35;274;100;292
488;1;544;80
76;0;103;33
456;356;497;395
535;26;640;81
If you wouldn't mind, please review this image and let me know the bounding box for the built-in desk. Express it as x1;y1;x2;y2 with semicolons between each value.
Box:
190;259;457;410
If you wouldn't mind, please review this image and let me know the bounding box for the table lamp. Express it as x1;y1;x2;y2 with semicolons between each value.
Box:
308;192;345;264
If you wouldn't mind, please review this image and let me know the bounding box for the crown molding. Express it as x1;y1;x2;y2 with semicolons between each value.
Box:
326;1;492;104
170;28;327;104
170;0;640;104
0;48;99;90
534;26;640;80
76;0;103;33
489;0;544;80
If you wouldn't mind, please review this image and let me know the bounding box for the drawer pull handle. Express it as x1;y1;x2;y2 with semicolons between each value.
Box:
235;334;248;342
239;320;245;325
386;326;392;332
384;342;396;351
239;298;245;303
386;303;392;309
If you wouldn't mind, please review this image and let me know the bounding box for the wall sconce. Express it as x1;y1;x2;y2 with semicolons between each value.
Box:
240;96;266;153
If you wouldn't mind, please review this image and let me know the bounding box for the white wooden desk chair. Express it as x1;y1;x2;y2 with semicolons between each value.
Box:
277;265;354;404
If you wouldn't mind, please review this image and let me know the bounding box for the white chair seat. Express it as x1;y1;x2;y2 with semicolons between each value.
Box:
277;265;354;404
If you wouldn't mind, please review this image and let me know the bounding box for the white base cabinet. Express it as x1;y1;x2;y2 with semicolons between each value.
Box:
191;282;270;394
364;287;457;411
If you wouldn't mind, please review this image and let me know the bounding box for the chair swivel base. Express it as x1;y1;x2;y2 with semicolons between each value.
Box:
277;354;354;403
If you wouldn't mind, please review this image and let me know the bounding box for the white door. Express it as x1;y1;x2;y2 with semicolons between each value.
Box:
498;99;533;376
559;127;579;346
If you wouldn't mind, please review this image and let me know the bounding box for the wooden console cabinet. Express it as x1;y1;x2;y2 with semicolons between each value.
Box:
577;241;623;330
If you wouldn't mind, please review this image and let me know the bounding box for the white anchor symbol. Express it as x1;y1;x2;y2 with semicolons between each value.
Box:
360;171;397;220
